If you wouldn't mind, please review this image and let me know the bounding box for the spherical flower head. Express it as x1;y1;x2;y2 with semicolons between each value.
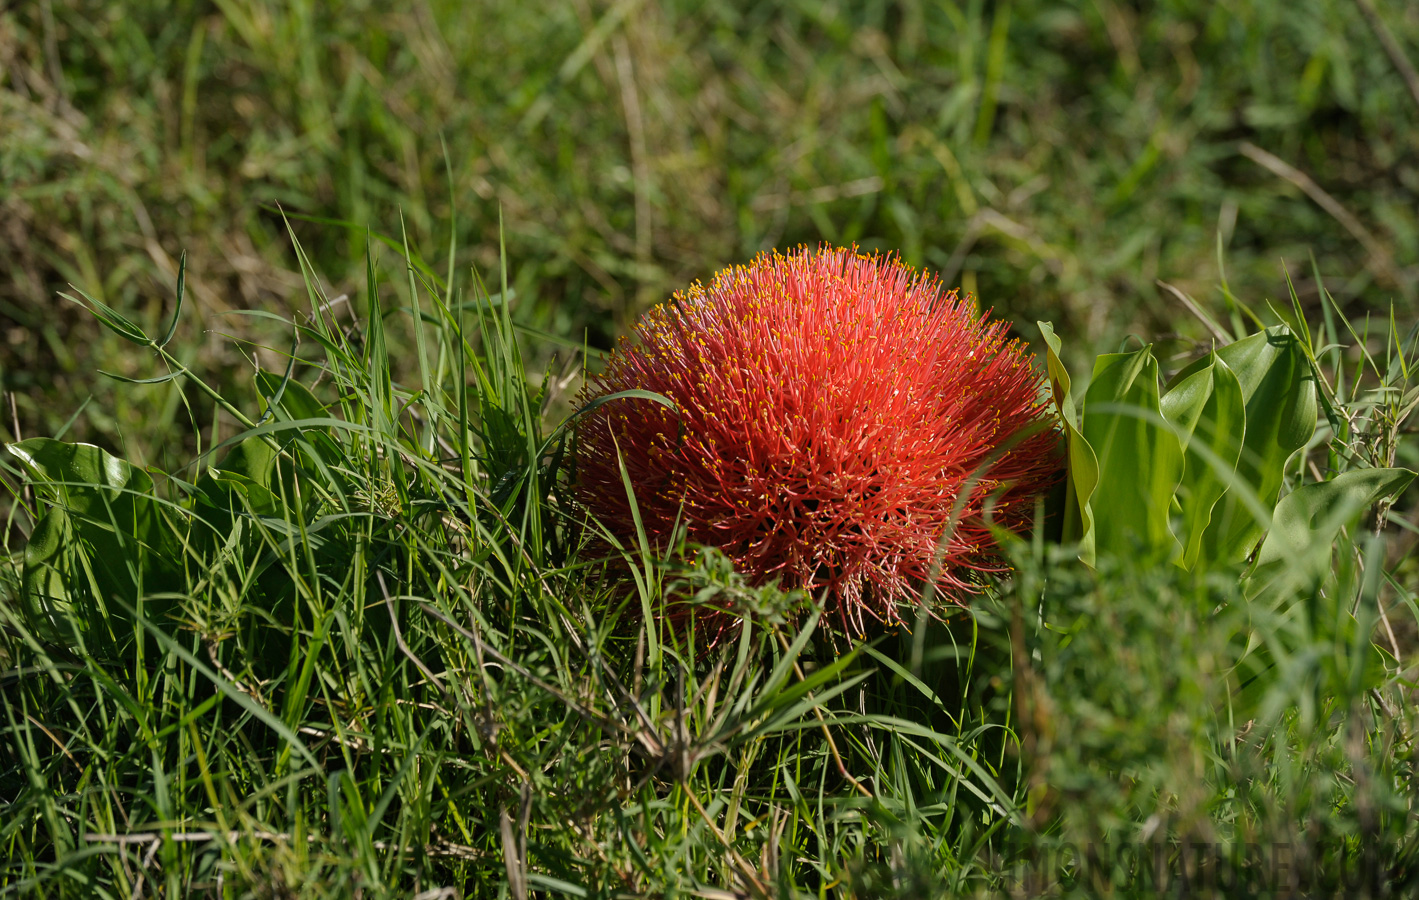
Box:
576;245;1061;638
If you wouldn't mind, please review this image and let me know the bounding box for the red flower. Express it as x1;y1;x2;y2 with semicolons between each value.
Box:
576;246;1060;637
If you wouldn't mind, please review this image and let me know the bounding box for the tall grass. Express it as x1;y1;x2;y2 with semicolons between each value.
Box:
0;230;1016;897
2;221;1416;896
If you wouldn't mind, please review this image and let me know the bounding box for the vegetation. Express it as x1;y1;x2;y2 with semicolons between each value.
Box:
3;0;1419;897
5;0;1419;456
3;226;1417;896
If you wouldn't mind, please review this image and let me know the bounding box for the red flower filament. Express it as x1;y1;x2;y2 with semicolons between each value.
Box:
576;246;1061;636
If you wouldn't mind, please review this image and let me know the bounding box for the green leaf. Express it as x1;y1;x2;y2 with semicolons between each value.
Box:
192;436;285;531
365;237;394;440
99;369;184;385
61;288;150;345
9;438;155;511
20;507;72;634
211;470;284;518
1253;467;1416;574
1176;326;1317;564
1081;345;1184;563
1160;354;1246;569
158;250;186;347
256;371;327;421
1038;322;1100;562
214;435;279;486
9;439;183;651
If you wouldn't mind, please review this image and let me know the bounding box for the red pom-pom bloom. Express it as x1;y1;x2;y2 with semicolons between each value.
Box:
576;246;1060;636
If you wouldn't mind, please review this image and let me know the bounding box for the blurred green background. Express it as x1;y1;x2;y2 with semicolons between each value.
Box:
3;0;1417;463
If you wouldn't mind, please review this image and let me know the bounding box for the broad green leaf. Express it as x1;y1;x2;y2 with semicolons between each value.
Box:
10;437;155;507
1253;467;1416;574
9;439;182;650
1038;322;1099;562
1160;355;1246;569
256;371;327;422
1081;346;1183;562
192;436;282;531
212;470;284;518
201;411;349;518
214;434;279;486
20;507;72;633
1175;326;1317;564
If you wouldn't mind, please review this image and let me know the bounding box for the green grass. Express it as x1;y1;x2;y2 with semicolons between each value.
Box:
1;226;1416;896
2;236;1026;896
4;0;1419;462
4;1;1419;896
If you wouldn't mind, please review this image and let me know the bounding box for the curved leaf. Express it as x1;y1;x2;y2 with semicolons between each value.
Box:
567;388;680;426
1161;355;1246;569
1081;346;1183;563
1176;326;1317;564
1219;325;1317;452
8;439;184;652
20;507;72;635
1254;467;1416;572
1038;322;1100;562
157;250;186;347
256;371;327;421
10;437;155;505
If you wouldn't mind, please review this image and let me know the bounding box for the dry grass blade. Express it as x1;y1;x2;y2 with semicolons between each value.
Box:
1239;141;1405;292
1157;279;1232;344
376;570;447;695
499;806;528;900
1352;0;1419;113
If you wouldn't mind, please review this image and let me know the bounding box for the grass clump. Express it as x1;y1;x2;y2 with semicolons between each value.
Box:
0;235;1024;896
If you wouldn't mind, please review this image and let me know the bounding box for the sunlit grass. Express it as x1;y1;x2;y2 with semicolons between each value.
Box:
1;225;1416;896
6;0;1419;464
4;2;1419;892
